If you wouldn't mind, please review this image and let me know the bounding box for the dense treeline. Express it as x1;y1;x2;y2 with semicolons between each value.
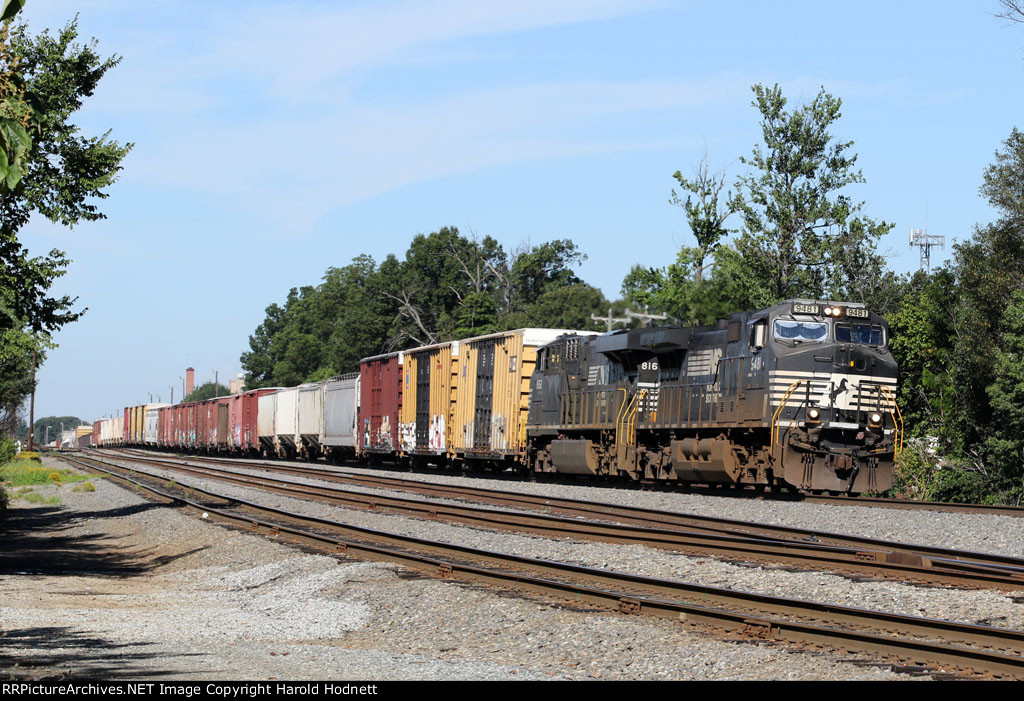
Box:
886;130;1024;504
242;83;1024;504
241;230;610;388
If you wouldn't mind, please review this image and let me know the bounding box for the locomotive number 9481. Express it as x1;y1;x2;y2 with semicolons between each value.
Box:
526;299;901;495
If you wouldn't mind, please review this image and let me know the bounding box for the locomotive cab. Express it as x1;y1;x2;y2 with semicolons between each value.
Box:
762;300;900;493
525;299;901;495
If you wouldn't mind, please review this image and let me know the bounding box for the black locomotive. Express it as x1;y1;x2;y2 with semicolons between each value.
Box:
526;299;900;494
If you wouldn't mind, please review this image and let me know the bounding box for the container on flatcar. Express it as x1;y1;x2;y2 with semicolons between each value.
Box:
323;374;359;461
358;351;403;454
451;329;592;463
399;341;458;461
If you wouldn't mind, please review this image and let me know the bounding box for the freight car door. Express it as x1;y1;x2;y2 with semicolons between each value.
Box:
473;339;495;450
416;354;430;450
217;404;229;446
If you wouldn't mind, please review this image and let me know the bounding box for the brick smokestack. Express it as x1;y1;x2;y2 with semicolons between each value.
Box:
186;367;195;396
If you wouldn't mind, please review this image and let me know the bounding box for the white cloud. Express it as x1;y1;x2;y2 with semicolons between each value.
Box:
211;0;668;97
128;73;745;232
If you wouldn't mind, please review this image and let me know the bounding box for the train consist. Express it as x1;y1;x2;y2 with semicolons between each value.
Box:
92;299;902;494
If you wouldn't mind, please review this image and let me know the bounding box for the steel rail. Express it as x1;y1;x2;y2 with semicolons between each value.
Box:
58;453;1024;679
112;448;1024;575
93;451;1024;591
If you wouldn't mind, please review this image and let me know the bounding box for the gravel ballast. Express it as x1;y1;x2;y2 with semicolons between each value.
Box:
101;452;1024;633
0;455;928;681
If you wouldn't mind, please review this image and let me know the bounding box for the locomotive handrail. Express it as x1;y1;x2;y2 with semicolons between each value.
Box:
877;385;904;455
771;380;803;447
613;388;628;445
626;389;648;445
617;389;645;446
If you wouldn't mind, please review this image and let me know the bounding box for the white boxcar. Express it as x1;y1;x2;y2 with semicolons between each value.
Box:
273;386;299;455
144;407;163;445
257;391;278;453
296;382;325;458
323;374;359;459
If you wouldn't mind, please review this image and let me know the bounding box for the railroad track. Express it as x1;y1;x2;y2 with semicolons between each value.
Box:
107;446;1024;517
57;452;1024;679
110;448;1024;585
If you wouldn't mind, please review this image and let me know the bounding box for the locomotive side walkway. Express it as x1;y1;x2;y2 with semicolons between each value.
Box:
0;456;916;681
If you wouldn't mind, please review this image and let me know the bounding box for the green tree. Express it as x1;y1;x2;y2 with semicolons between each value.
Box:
983;289;1024;500
0;16;130;445
183;382;231;403
0;327;40;436
669;152;737;284
0;1;31;194
730;84;892;308
32;414;87;444
1;18;131;333
241;229;602;388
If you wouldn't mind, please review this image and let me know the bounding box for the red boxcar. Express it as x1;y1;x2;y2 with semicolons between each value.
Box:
157;405;172;448
237;388;274;454
359;351;402;453
92;420;101;447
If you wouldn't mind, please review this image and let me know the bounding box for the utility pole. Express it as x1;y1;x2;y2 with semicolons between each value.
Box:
590;307;629;332
170;386;174;404
625;305;668;328
27;348;36;451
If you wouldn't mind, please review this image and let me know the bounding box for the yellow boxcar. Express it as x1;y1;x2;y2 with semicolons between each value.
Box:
125;403;166;444
452;328;591;462
399;340;458;457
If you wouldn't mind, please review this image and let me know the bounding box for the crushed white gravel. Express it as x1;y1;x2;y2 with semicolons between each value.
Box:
108;453;1024;630
0;454;930;681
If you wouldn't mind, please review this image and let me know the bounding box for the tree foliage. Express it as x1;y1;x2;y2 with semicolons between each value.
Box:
0;15;129;442
241;227;607;388
888;127;1024;503
183;382;231;403
728;84;893;309
625;84;895;328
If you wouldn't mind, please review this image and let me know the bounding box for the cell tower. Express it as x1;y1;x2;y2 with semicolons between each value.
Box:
909;228;944;273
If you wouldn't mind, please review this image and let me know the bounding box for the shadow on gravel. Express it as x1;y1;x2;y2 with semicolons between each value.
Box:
0;626;204;680
0;504;208;577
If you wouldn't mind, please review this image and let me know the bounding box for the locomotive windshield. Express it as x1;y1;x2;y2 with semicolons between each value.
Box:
773;320;828;343
835;323;884;345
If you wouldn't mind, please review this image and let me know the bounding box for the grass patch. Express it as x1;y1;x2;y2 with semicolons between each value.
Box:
0;461;93;487
11;487;60;505
72;481;96;493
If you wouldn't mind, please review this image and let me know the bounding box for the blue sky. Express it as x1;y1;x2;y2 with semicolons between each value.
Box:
14;0;1024;423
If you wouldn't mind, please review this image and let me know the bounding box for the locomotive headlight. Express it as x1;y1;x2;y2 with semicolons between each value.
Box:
869;412;883;427
807;408;821;421
823;307;834;316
